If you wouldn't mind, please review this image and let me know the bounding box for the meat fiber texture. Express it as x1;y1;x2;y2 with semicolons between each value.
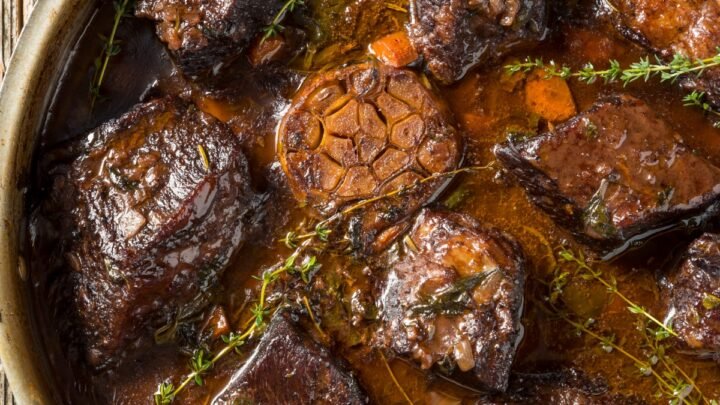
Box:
376;209;525;392
407;0;548;83
606;0;720;107
495;94;720;256
212;312;368;404
663;233;720;363
66;97;253;368
136;0;284;77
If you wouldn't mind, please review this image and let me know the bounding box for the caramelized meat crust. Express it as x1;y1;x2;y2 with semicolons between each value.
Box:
67;97;253;368
376;209;525;392
407;0;547;83
663;233;720;362
606;0;720;106
135;0;283;77
277;63;462;254
213;312;368;404
495;94;720;255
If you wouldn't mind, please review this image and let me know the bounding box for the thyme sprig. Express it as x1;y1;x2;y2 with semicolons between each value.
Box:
280;163;496;248
379;351;413;405
505;52;720;127
154;237;318;404
638;319;709;404
505;50;720;86
547;248;715;404
560;313;697;405
155;163;495;403
683;92;720;128
556;247;677;337
90;0;132;109
262;0;305;43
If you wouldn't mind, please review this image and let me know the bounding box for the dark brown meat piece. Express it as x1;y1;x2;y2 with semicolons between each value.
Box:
495;94;720;255
480;370;646;404
212;312;368;404
67;97;253;368
135;0;283;77
376;209;525;392
606;0;720;107
407;0;547;83
663;233;720;362
277;63;462;254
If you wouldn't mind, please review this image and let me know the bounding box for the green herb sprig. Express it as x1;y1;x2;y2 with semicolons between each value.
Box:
637;318;709;404
90;0;132;109
262;0;304;43
410;269;497;316
506;50;720;86
154;237;319;404
505;51;720;127
556;247;677;337
545;257;712;405
683;92;720;128
560;314;699;405
280;163;496;248
154;163;496;403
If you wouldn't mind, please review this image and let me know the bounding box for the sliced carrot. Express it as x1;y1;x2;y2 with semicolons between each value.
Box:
524;69;577;123
369;31;419;68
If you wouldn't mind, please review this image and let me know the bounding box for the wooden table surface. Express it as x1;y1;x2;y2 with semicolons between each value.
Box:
1;0;36;402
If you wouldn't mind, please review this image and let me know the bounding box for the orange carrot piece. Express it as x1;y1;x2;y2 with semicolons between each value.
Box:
370;31;419;68
524;70;577;123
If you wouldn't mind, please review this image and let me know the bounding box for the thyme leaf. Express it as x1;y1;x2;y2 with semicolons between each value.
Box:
582;179;617;239
197;144;210;171
506;50;720;86
153;382;175;405
702;293;720;310
190;349;212;386
409;269;497;316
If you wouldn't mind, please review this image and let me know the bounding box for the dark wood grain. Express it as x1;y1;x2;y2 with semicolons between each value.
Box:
0;0;34;401
1;0;34;77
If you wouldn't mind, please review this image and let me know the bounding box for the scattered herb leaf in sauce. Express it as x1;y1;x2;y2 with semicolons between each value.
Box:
410;269;498;316
702;293;720;310
582;180;618;239
197;144;210;171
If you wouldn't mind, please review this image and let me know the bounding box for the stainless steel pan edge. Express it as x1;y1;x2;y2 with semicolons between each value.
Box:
0;0;94;403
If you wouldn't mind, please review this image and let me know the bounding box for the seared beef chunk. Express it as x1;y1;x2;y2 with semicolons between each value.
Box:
495;95;720;255
67;97;253;368
376;209;525;391
407;0;547;83
213;312;368;404
278;63;462;254
605;0;720;107
480;370;646;404
664;233;720;361
135;0;283;77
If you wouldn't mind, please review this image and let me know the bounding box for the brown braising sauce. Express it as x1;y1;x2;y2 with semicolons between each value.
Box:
27;0;720;403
